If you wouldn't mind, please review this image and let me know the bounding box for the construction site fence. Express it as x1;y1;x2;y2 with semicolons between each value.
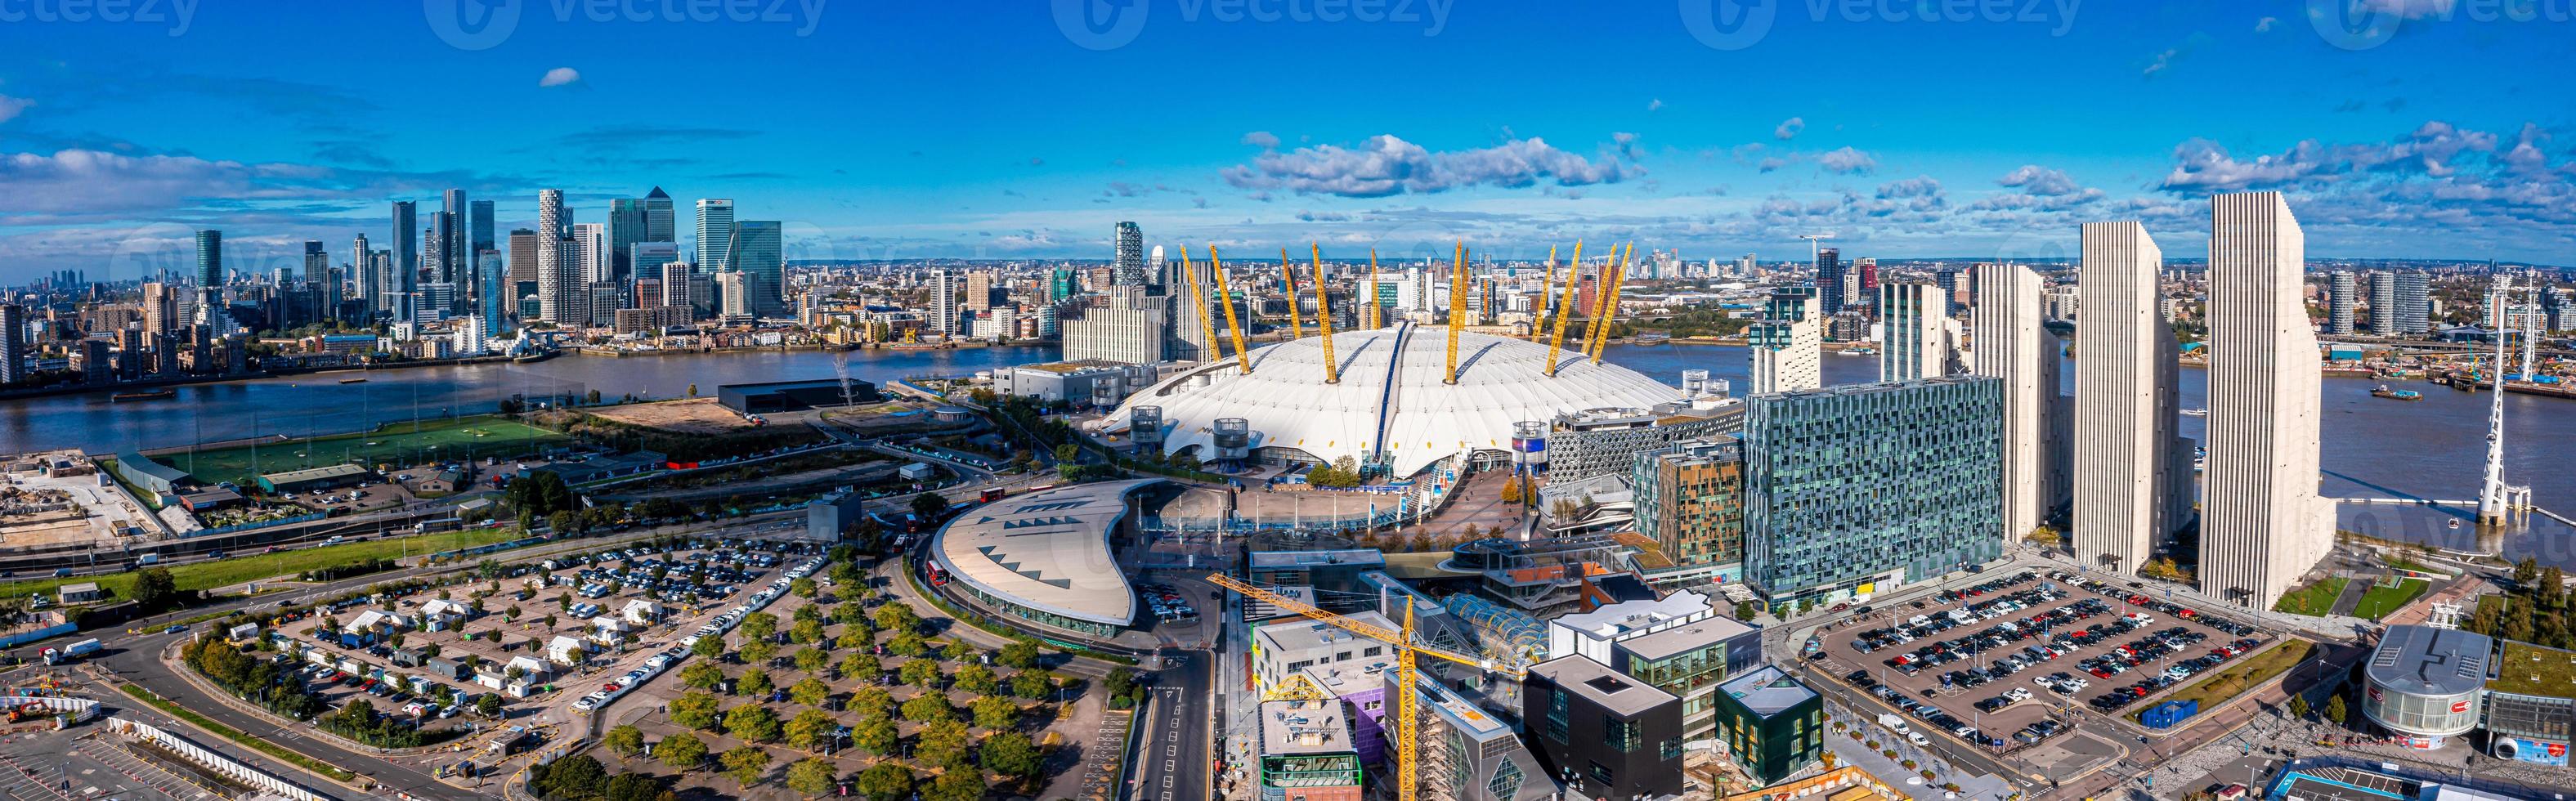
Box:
104;716;333;801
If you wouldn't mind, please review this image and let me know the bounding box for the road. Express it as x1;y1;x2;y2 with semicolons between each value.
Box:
1131;652;1215;801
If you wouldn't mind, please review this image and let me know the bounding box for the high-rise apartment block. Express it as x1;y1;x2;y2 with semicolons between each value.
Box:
2201;191;2336;609
1747;286;1820;394
1113;222;1145;286
1629;436;1745;571
2327;271;2356;335
1740;376;2004;604
2072;222;2193;574
1970;262;2071;542
1879;281;1956;383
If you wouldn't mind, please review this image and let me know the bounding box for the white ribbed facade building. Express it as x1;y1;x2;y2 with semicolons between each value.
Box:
2201;191;2336;609
2072;222;2193;574
1749;288;1821;394
1971;262;2070;542
535;189;585;326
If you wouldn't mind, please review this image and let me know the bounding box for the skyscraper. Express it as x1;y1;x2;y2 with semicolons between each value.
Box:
2368;271;2399;335
194;230;222;288
1971;262;2070;543
1878;281;1954;383
2395;271;2430;334
1740;377;2004;603
0;304;24;386
608;198;646;282
2327;271;2356;335
730;221;785;318
537;189;584;326
927;269;959;333
694;199;735;274
389;200;419;308
1813;248;1845;315
441;189;470;284
1113;222;1145;286
2201;191;2336;610
2072;222;2191;575
351;233;374;316
1747;286;1820;394
468;199;495;266
642;187;676;244
573;223;609;284
631;242;679;284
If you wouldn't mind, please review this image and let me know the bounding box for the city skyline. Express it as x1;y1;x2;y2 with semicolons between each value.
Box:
1;4;2573;283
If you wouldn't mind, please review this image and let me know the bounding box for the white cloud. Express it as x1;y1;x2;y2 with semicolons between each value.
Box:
1817;146;1876;174
1241;131;1280;150
1222;134;1633;198
2362;0;2459;19
1996;165;2081;196
1646;98;1665;112
0;149;255;214
0;96;31;124
2254;16;2278;31
539;67;582;87
1774;117;1805;141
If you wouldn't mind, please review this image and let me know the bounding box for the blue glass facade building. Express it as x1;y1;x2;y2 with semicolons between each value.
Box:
1741;376;2005;604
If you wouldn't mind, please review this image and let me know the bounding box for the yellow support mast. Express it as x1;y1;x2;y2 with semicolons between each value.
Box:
1183;248;1223;369
1443;242;1467;385
1531;245;1557;341
1279;248;1302;342
1591;244;1633;364
1211;247;1252;374
1366;249;1382;329
1580;244;1620;359
1543;241;1583;376
1310;244;1339;383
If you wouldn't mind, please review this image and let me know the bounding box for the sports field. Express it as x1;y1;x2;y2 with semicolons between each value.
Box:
148;415;573;486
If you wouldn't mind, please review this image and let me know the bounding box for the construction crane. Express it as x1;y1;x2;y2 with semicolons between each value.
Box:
1207;572;1524;801
1530;244;1557;341
1183;248;1224;369
1210;246;1252;374
1310;244;1339;383
1588;244;1632;364
1443;242;1467;384
1798;232;1835;264
1542;240;1582;377
1280;248;1303;342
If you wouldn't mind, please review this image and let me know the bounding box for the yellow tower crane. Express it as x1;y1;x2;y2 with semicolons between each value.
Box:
1310;244;1339;383
1207;572;1525;801
1589;244;1633;364
1280;248;1303;342
1183;248;1224;369
1210;246;1252;374
1542;241;1583;376
1443;242;1467;385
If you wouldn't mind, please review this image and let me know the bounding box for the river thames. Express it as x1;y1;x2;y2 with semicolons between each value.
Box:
5;342;2567;564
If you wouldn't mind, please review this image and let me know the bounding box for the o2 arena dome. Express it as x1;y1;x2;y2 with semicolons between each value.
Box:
1099;322;1685;479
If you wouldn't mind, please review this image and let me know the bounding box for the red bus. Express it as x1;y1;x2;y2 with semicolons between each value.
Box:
979;488;1008;503
927;564;951;588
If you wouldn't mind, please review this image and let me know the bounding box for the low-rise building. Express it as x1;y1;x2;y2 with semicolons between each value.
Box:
1711;665;1825;785
57;582;103;604
1257;699;1362;801
1521;655;1687;801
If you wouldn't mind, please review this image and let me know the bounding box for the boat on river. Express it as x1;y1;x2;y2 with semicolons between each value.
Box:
2371;384;2421;401
111;388;176;402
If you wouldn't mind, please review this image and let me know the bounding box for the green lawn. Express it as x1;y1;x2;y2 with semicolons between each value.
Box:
2137;639;2315;722
2272;576;2350;615
0;526;524;602
2352;578;2430;620
143;414;571;486
2489;640;2576;697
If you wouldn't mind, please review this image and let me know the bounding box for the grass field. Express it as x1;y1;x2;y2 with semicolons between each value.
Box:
2138;639;2316;722
2352;578;2430;620
2272;577;2349;615
2489;640;2576;697
0;526;524;602
147;414;572;486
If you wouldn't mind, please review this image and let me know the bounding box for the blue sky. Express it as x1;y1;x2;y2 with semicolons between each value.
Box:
0;0;2570;283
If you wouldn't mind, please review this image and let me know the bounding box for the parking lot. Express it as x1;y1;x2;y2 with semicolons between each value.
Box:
1816;568;2277;764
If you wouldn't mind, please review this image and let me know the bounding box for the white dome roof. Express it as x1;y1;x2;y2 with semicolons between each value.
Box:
1104;324;1682;477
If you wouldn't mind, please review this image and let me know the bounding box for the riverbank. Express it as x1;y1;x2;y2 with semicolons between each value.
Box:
0;352;535;405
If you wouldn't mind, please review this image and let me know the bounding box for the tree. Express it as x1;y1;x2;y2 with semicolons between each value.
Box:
997;642;1040;669
854;763;913;801
791;619;827;647
1736;600;1763;621
913;720;971;768
726;703;782;742
680;661;726;691
912;492;948;521
840;653;882;683
600;772;662;801
901;659;943;689
691;635;725;660
979;730;1044;784
476;693;504;717
670;691;724;730
849;686;895;721
604;724;646;757
790;677;833;709
791;576;818;598
1104;667;1136;698
740;669;775;699
2325;695;2350;725
719;745;772;786
971;695;1019;729
1010;670;1053;700
873;602;920;634
955;663;998;695
2287;696;2311;718
1499;477;1522;504
741;611;779;641
535;754;609;800
853;717;900;755
902;693;954;723
920;766;985;801
132;567;181;611
785;758;837;797
784;708;838;753
742;639;780;665
656;732;708;770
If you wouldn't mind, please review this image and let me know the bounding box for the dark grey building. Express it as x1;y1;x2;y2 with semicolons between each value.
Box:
1521;655;1685;801
716;378;879;414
